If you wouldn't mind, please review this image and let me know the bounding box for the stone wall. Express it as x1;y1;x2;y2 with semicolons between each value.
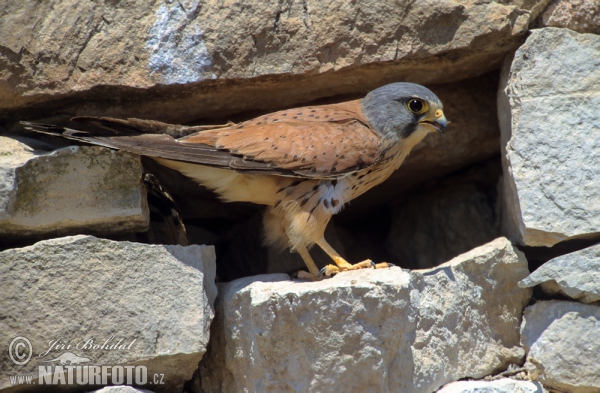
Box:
1;1;598;392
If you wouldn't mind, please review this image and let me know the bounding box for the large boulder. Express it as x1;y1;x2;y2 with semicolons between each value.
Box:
498;28;600;247
1;0;548;123
0;137;148;244
521;301;600;393
0;235;216;393
195;238;530;393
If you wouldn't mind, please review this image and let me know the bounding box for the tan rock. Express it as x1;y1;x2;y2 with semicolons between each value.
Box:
0;137;148;242
534;0;600;34
196;238;531;393
1;0;548;123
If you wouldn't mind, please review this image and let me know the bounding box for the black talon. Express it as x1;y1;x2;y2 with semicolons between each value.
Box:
386;263;395;268
318;267;327;280
370;261;377;269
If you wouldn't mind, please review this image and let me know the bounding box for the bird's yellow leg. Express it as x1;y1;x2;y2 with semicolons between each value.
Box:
316;238;390;277
315;238;353;269
295;245;320;280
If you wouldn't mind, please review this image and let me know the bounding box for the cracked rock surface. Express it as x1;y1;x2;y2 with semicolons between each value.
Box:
1;0;547;122
194;238;530;393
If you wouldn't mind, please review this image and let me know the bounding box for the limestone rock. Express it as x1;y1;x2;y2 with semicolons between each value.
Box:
1;0;547;123
534;0;600;34
521;301;600;393
519;243;600;303
498;28;600;247
437;379;546;393
0;235;217;393
196;238;530;393
0;137;148;242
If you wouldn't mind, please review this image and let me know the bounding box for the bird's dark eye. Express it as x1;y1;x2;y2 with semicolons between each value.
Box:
407;99;428;114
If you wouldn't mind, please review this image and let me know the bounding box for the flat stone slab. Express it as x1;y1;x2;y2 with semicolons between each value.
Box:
519;243;600;303
498;28;600;246
196;237;531;393
437;378;545;393
0;137;148;240
0;235;216;393
521;300;600;393
1;0;547;122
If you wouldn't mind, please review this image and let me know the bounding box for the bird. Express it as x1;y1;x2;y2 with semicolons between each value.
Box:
22;82;447;279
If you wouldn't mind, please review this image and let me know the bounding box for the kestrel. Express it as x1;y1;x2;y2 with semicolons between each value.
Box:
22;82;447;279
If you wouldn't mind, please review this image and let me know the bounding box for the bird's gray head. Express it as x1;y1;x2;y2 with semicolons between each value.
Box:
361;82;447;141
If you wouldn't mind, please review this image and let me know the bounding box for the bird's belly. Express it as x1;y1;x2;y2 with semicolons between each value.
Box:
153;158;284;206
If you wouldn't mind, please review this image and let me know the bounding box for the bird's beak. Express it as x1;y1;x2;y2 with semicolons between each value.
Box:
419;109;448;134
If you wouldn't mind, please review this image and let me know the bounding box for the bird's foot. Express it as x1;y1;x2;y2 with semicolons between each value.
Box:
319;260;394;279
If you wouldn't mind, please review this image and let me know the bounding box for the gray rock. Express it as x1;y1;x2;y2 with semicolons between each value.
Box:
0;137;148;241
197;238;530;393
519;243;600;303
437;379;546;393
1;0;547;123
0;235;216;393
498;28;600;247
521;301;600;393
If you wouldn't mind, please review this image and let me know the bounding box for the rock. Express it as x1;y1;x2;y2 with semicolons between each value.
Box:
386;159;501;269
0;137;148;243
0;235;216;393
534;0;600;34
498;28;600;247
437;379;546;393
1;0;547;123
195;238;530;393
519;243;600;303
521;300;600;393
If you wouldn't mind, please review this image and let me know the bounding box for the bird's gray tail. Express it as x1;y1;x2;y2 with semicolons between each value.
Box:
22;117;234;139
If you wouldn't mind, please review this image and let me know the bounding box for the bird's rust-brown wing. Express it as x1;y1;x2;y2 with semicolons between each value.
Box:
181;100;384;177
22;100;386;178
